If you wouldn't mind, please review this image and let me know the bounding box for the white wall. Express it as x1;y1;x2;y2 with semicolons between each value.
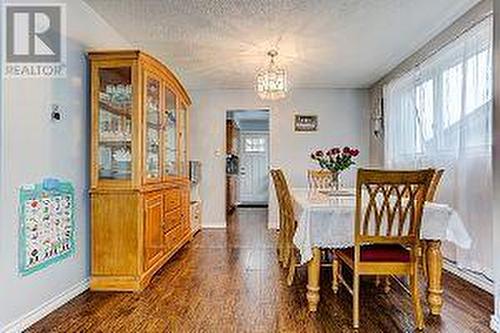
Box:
0;0;131;330
190;88;370;229
491;1;500;330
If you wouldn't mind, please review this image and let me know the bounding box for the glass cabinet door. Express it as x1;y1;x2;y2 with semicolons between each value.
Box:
145;75;161;180
178;104;188;177
98;67;133;180
164;87;178;176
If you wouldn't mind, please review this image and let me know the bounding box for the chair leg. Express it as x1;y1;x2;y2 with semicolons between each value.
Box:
282;229;290;268
410;266;424;330
283;248;289;268
279;222;285;262
287;252;297;286
353;272;360;329
421;241;428;279
375;275;391;292
332;258;339;293
384;276;391;294
277;229;284;264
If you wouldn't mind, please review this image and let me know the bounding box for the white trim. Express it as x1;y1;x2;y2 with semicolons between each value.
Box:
2;279;89;333
443;260;493;294
491;314;500;332
202;224;226;229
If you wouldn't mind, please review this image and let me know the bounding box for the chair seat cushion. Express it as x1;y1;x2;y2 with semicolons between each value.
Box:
338;244;410;263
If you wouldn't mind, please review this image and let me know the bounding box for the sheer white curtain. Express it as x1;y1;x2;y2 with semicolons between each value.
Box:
384;17;493;279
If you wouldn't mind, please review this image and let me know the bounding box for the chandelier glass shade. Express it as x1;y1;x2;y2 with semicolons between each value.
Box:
256;50;287;100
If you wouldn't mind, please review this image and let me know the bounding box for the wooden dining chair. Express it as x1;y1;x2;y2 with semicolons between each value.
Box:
426;168;444;202
377;168;445;290
307;169;334;190
421;168;444;277
270;169;299;284
332;168;434;330
271;169;288;266
271;168;334;286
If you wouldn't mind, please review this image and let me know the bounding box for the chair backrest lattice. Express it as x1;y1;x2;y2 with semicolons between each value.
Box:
355;169;434;248
426;169;444;202
307;169;334;190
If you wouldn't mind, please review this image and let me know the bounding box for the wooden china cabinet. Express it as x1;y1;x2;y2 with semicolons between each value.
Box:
88;50;191;291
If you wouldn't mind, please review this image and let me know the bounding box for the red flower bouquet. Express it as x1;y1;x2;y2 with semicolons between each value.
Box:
310;146;359;173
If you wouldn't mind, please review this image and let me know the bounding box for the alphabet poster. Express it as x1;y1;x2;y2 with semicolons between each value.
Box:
19;178;75;276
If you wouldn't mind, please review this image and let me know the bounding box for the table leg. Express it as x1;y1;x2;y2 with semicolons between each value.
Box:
426;240;444;315
307;247;321;312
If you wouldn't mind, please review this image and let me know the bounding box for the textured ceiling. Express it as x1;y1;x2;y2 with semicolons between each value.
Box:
84;0;480;90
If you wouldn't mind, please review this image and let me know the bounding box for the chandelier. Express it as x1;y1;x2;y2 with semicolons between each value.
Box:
256;50;287;100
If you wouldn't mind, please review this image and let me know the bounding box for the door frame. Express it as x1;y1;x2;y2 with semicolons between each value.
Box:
224;109;271;223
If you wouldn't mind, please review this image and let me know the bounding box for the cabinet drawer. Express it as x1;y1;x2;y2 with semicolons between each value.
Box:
164;188;181;211
165;207;181;231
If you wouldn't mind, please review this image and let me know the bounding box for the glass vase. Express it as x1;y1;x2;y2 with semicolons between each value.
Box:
330;170;340;192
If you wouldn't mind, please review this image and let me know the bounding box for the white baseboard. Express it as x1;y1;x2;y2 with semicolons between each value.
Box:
202;224;226;229
491;314;500;332
443;259;493;294
2;278;89;333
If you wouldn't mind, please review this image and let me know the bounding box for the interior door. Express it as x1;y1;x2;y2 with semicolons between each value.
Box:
239;132;269;204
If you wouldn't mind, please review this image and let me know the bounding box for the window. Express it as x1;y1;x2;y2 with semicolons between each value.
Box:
442;63;463;128
385;18;492;157
415;79;434;152
244;137;266;152
384;16;493;280
465;49;491;114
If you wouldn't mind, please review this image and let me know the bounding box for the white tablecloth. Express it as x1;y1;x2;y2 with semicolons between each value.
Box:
291;188;472;264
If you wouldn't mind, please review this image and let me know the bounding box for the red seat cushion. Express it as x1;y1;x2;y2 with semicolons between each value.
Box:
338;244;410;263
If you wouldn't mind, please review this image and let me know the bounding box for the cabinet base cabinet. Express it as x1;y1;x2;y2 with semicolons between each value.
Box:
90;183;191;292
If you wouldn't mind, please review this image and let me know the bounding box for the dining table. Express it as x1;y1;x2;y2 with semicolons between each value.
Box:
290;187;472;315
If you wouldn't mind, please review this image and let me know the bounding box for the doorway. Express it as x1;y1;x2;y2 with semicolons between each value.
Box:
226;110;270;214
239;132;269;204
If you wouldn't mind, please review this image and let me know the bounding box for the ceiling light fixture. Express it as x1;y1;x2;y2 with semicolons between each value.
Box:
256;50;287;100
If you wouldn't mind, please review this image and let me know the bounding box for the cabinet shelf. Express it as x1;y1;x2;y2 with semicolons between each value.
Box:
99;100;132;118
99;140;131;145
146;122;161;130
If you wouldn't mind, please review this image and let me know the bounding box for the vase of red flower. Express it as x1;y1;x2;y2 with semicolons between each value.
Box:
310;146;360;191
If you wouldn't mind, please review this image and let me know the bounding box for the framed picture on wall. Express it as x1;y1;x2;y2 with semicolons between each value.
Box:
294;114;318;132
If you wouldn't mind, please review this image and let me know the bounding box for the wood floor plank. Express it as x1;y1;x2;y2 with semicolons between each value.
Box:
27;208;493;332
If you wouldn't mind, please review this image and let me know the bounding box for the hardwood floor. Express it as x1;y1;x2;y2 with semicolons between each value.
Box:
28;208;493;332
